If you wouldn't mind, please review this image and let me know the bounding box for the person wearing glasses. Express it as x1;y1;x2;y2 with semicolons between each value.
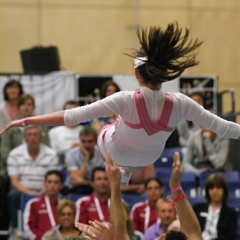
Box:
42;199;82;240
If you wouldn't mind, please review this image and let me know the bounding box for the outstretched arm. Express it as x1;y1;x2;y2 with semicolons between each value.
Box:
170;152;202;240
0;92;126;136
0;111;65;136
105;151;130;240
182;94;240;139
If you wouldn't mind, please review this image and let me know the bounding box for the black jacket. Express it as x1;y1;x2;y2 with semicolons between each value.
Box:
193;202;237;240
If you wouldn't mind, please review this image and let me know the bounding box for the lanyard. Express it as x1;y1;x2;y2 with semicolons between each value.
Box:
45;196;57;228
93;197;110;222
144;202;150;232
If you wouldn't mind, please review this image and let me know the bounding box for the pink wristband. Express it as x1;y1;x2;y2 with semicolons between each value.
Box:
171;186;182;195
21;119;27;127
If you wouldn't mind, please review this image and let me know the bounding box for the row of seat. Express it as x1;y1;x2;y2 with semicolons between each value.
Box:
155;168;240;198
19;191;240;239
154;147;183;168
154;147;240;197
20;192;240;215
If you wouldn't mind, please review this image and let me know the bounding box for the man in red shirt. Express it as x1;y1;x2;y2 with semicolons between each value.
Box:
75;166;110;224
23;170;63;240
130;177;164;233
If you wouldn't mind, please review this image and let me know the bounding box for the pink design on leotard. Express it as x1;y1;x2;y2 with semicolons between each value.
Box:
97;91;174;162
123;91;174;136
97;119;118;162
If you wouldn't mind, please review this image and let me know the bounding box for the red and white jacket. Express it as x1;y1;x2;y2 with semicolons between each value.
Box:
24;195;59;240
130;200;157;234
75;193;110;224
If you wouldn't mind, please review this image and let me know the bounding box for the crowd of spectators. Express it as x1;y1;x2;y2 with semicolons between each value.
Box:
0;79;239;240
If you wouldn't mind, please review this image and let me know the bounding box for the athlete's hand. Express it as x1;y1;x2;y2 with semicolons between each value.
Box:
75;221;112;240
0;120;22;136
89;221;113;240
75;222;97;239
169;152;182;190
105;151;121;187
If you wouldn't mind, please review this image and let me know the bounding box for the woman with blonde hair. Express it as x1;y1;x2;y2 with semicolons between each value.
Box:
42;199;81;240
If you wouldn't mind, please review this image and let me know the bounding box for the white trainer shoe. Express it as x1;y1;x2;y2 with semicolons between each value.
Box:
119;166;132;187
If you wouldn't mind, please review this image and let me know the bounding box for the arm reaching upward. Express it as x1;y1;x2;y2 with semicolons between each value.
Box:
169;152;202;240
155;152;202;240
105;151;130;240
76;152;130;240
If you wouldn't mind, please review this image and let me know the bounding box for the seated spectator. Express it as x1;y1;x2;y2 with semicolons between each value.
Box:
7;125;59;235
0;79;23;132
0;80;24;232
49;100;83;168
193;173;237;240
65;126;105;195
177;92;205;148
121;165;155;195
75;166;110;224
76;151;202;240
0;94;46;236
1;93;50;168
42;199;81;240
100;80;121;100
182;127;230;177
143;198;177;240
92;80;121;133
131;177;164;234
24;170;64;240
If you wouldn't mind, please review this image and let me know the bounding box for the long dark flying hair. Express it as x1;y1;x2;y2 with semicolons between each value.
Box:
128;22;203;84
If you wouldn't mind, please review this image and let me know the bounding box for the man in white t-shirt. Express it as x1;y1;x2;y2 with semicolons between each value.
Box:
49;100;83;167
7;126;59;236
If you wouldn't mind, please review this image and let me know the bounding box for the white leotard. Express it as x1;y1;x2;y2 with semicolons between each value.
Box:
64;86;240;167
